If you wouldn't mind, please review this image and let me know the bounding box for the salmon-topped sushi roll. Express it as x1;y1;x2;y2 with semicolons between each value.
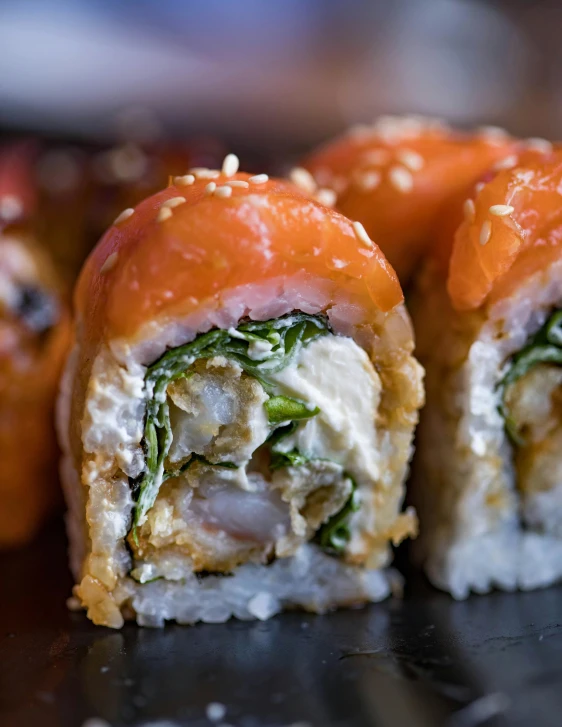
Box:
0;143;70;548
57;155;424;628
409;139;562;597
303;115;517;284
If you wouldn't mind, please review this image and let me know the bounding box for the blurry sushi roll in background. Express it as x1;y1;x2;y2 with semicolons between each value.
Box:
410;142;562;598
303;116;517;285
0;142;71;548
57;156;424;628
32;136;224;282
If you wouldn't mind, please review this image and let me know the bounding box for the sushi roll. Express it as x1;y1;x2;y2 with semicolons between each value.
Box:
0;143;71;548
303;115;516;284
34;139;212;282
58;157;424;627
410;141;562;597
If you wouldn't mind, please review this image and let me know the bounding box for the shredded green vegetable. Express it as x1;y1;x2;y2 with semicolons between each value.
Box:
131;313;329;541
499;309;562;445
314;478;360;554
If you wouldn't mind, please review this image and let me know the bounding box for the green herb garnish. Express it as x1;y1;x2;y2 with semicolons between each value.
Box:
499;309;562;445
131;313;329;541
314;478;360;554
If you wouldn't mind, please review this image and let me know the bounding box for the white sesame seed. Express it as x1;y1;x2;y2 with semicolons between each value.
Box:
157;207;173;222
215;185;233;198
221;153;240;177
289;167;317;194
227;180;250;189
475;182;485;194
174;174;195;186
480;220;492;246
389;166;414;192
525;137;553;154
478;125;509;139
190;168;220;179
463;199;475;223
352;220;374;248
489;204;514;216
493;155;518;171
205;182;217;195
362;149;389;165
248;174;269;184
398;149;425;171
100;251;118;273
373;115;423;140
0;194;23;221
113;208;134;226
315;188;337;207
354;170;381;192
331;258;348;269
162;196;187;209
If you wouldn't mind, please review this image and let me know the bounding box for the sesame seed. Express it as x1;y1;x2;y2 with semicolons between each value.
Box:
174;174;195;186
398;149;424;171
221;153;240;177
205;182;217;195
389;166;414;192
0;194;23;221
494;155;518;171
249;174;269;184
191;168;220;179
332;258;348;269
352;220;374;248
489;204;514;216
479;220;492;246
162;196;186;209
525;137;553;154
475;182;485;194
373;115;423;140
363;149;389;165
157;207;173;222
289;167;317;194
113;208;134;226
215;185;233;198
354;170;381;192
463;199;475;223
227;180;250;189
315;188;337;207
100;251;118;274
478;125;509;139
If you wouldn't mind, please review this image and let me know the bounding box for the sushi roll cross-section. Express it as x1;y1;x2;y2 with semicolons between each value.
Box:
58;158;424;627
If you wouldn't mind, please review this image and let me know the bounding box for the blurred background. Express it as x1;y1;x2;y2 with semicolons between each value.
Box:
0;0;559;281
0;0;558;151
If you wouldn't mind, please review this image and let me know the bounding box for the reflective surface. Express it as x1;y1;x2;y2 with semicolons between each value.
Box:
1;522;562;727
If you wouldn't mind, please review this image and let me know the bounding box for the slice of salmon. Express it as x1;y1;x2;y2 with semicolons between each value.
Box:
76;171;404;345
303;117;516;284
448;147;562;310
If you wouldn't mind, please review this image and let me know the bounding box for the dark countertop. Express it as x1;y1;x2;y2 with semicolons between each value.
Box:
1;521;561;727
